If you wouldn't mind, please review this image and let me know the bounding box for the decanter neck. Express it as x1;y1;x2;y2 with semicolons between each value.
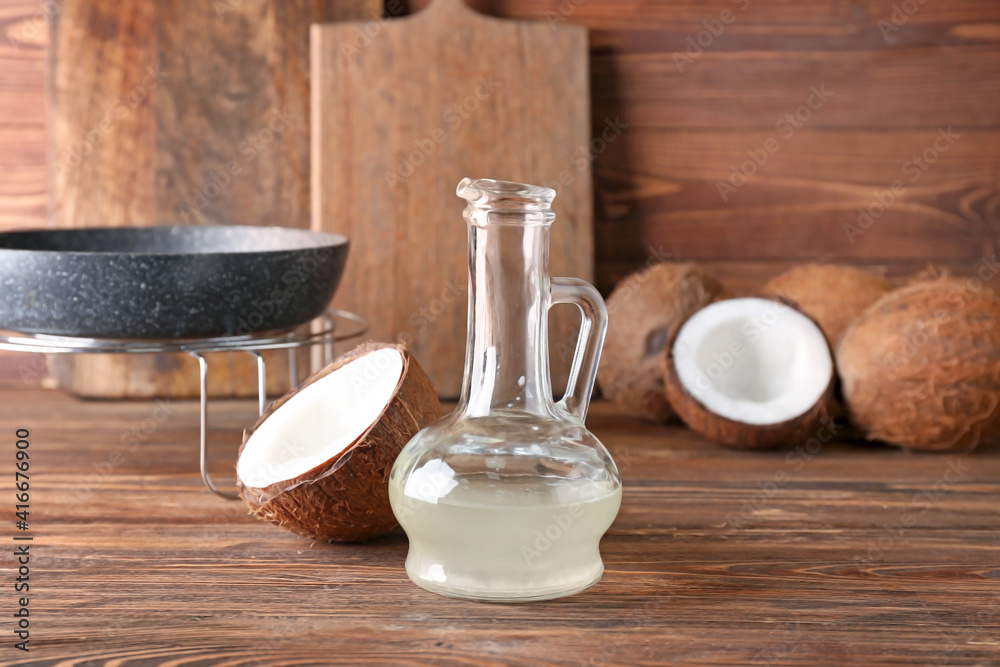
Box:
457;207;556;418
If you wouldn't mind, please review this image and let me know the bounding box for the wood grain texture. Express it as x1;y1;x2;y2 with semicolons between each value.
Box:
411;0;1000;33
2;387;998;665
0;1;46;231
312;0;593;397
592;129;1000;264
402;0;1000;291
3;0;1000;394
46;0;380;399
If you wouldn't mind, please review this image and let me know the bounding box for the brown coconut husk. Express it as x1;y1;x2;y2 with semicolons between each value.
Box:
904;263;950;284
761;264;894;346
598;263;728;422
236;342;443;542
837;277;1000;452
662;297;836;449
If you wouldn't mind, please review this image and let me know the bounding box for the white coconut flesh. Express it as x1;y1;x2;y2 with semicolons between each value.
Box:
672;298;832;426
236;348;405;489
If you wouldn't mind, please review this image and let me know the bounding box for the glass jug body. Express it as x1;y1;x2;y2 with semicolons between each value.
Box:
389;178;620;602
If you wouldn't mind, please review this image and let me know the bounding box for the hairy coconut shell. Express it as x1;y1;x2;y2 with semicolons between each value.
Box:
598;263;728;422
662;298;836;449
237;342;443;541
761;264;894;346
837;278;1000;452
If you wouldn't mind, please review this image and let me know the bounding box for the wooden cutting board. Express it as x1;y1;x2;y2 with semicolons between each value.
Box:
311;0;593;397
48;0;380;398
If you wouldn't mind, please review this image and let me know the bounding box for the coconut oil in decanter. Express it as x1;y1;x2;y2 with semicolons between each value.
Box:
388;473;622;601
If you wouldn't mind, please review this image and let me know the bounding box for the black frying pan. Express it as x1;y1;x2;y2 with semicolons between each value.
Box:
0;225;349;339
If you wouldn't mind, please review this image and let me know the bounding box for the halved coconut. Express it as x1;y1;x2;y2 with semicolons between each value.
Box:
837;277;1000;452
598;263;728;422
236;342;442;541
663;297;835;449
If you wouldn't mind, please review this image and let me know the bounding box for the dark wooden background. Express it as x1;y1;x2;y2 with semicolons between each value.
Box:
2;0;999;373
1;5;998;661
409;0;1000;293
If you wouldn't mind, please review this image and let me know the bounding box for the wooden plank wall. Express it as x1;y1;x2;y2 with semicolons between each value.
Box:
0;0;46;230
1;0;998;349
407;0;1000;294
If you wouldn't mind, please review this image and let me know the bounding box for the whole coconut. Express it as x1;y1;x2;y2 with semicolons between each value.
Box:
762;264;893;345
837;278;1000;452
598;263;727;422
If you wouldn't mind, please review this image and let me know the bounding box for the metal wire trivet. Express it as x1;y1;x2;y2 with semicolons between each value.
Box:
0;309;368;499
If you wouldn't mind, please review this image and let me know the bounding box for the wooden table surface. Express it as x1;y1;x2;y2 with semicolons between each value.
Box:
2;385;998;666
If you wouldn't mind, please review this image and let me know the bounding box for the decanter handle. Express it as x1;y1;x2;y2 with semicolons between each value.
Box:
551;278;609;422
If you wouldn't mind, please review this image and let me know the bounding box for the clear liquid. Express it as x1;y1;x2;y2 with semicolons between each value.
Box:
389;474;621;601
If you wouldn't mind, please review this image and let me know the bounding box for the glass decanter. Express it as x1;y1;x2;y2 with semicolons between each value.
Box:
389;178;621;602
